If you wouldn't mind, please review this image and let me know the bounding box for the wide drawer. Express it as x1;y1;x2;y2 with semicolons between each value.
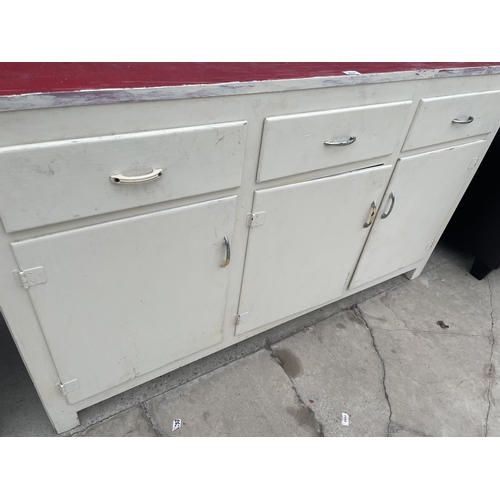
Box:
257;101;411;182
0;120;247;232
402;90;500;151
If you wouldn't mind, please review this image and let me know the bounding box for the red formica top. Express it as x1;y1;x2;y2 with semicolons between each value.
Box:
1;62;499;96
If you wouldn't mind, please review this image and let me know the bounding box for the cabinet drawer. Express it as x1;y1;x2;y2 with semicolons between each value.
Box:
0;120;247;232
257;101;411;182
402;90;500;151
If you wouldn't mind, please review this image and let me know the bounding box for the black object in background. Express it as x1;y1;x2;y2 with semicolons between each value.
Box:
443;128;500;280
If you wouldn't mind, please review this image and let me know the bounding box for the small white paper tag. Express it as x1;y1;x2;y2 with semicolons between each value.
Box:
342;413;350;426
172;418;182;431
343;70;361;75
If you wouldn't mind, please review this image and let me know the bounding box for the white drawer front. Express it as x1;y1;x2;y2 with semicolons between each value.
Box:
0;120;247;232
257;101;411;182
402;90;500;151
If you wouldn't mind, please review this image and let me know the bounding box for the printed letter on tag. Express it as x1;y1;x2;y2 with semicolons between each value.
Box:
342;413;350;426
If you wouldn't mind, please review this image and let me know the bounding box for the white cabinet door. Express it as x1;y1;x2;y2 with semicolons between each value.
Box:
10;196;238;404
350;141;487;289
236;164;393;335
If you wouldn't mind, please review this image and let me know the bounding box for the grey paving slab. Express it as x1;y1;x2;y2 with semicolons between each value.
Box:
372;256;492;338
388;423;431;437
358;259;492;437
270;310;390;436
76;404;158;437
145;349;322;437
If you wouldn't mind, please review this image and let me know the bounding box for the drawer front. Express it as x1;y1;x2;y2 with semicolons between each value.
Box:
0;120;247;232
402;90;500;151
257;101;411;182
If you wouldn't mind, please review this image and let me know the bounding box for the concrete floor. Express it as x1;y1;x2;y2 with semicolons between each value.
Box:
1;239;498;437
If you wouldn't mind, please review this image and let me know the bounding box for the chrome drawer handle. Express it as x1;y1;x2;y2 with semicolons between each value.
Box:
221;236;231;268
381;192;395;219
363;200;377;228
110;168;163;184
324;136;356;146
452;116;474;124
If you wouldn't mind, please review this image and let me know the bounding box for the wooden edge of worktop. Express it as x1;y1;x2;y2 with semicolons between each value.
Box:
1;63;500;112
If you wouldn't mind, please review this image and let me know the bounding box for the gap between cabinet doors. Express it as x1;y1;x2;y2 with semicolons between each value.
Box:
234;163;394;336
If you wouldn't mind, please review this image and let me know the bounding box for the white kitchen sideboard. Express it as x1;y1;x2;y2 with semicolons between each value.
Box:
1;67;500;433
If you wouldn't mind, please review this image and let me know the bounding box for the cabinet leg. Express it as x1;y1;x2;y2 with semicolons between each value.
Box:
44;403;80;434
45;408;80;434
470;258;493;280
405;264;424;281
29;383;81;433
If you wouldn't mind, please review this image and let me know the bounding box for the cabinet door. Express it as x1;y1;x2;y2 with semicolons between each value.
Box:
236;165;393;335
350;141;487;289
10;196;237;404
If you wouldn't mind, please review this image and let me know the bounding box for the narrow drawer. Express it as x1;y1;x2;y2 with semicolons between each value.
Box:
402;90;500;151
257;101;411;182
0;120;247;233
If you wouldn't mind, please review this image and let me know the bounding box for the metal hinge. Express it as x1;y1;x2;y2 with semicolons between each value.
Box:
59;379;80;399
13;266;47;289
236;312;249;325
246;211;266;228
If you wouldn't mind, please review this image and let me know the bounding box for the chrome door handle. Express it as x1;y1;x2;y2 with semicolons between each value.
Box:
363;201;377;228
221;236;231;267
110;168;163;184
381;192;395;219
451;116;474;124
324;136;356;146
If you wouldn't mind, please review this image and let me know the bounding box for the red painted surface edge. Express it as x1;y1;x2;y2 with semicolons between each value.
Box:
0;63;499;97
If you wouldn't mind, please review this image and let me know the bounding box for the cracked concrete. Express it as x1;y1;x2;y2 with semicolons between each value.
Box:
267;342;325;436
143;349;322;437
269;310;390;436
2;240;500;437
484;276;495;436
352;306;393;436
74;405;157;437
482;268;500;436
358;258;492;437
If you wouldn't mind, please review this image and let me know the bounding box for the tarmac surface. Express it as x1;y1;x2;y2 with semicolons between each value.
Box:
1;239;498;437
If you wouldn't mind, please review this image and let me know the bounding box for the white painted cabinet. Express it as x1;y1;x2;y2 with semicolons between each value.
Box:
350;141;487;289
2;68;500;433
236;164;393;335
10;196;237;403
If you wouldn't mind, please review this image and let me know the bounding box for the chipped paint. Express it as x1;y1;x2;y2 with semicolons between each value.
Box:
1;66;498;112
